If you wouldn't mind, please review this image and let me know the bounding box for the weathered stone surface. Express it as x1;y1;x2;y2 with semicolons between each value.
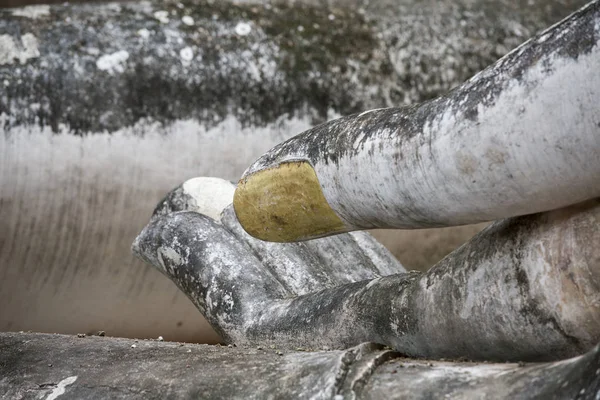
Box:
235;0;600;240
151;177;405;297
0;0;589;341
1;332;599;399
135;176;600;361
3;0;588;132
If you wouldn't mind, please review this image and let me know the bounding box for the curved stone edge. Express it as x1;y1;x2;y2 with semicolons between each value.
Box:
134;200;600;361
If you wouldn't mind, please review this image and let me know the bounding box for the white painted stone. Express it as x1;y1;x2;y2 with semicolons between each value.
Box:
96;50;130;74
45;376;77;400
179;46;194;64
11;5;50;19
182;16;194;26
182;177;236;222
137;28;151;39
234;22;252;36
0;33;40;65
153;10;170;24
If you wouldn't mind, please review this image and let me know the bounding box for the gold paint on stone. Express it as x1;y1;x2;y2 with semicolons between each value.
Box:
233;161;348;242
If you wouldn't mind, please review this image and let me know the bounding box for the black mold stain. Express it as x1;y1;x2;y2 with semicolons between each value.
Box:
2;0;592;136
0;0;380;134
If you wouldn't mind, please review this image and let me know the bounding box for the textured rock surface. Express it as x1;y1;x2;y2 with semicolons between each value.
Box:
235;0;600;240
1;332;599;399
2;0;590;132
151;178;405;297
135;177;600;361
0;0;589;341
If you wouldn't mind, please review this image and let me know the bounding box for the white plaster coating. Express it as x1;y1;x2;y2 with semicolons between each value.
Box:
160;246;184;267
137;28;151;39
179;46;194;65
182;177;236;222
525;206;600;342
11;5;50;19
313;28;600;229
417;362;515;380
182;16;195;26
234;22;252;36
0;33;40;66
459;260;493;320
357;108;387;117
414;203;600;359
154;10;170;24
96;50;130;74
0;113;311;196
45;376;77;400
